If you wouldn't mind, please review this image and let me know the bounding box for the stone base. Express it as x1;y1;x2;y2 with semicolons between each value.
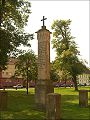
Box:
46;93;61;120
35;79;54;110
0;91;8;111
79;90;88;107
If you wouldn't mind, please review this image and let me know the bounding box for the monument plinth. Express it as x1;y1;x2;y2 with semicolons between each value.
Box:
35;16;54;109
79;90;88;107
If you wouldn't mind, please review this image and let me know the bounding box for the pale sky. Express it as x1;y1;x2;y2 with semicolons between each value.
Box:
24;1;89;67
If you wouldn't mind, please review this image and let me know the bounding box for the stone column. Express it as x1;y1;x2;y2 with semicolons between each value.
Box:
79;90;88;107
35;26;54;109
46;93;61;120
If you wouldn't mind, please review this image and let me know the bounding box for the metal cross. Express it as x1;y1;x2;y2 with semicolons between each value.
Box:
41;16;47;26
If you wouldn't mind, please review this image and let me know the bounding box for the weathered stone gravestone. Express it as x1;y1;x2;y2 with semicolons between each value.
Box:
46;93;61;120
0;91;8;111
79;90;88;107
35;16;54;109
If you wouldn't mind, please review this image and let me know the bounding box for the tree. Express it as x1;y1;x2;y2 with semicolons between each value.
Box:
51;19;87;91
15;50;38;94
50;61;59;82
59;69;72;87
0;0;33;71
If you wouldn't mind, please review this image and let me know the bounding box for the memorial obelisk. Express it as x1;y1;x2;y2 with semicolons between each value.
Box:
35;16;54;109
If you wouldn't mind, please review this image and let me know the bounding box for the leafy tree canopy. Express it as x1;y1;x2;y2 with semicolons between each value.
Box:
50;61;60;81
51;19;87;90
15;50;38;81
0;0;33;70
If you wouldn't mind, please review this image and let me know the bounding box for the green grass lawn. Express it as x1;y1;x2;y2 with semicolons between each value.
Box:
0;87;90;120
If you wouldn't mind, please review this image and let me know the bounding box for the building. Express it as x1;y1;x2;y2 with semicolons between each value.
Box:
0;57;36;88
0;57;23;88
2;57;17;78
77;68;90;85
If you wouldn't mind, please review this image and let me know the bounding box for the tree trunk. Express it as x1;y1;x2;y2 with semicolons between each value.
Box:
72;75;78;91
26;76;28;94
64;79;67;88
26;65;29;95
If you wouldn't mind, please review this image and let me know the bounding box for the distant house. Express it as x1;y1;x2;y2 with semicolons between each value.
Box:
2;57;17;78
0;57;35;88
0;57;23;88
77;68;90;85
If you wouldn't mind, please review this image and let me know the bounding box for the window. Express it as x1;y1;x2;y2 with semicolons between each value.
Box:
6;72;8;75
9;73;12;76
2;72;4;74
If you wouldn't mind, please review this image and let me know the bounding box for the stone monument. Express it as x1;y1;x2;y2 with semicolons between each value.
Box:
79;90;88;107
35;16;54;109
46;93;61;120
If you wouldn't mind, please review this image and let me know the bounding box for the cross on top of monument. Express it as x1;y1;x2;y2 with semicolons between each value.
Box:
41;16;47;27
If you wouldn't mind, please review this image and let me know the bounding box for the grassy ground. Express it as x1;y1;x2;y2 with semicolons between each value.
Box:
0;87;90;120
